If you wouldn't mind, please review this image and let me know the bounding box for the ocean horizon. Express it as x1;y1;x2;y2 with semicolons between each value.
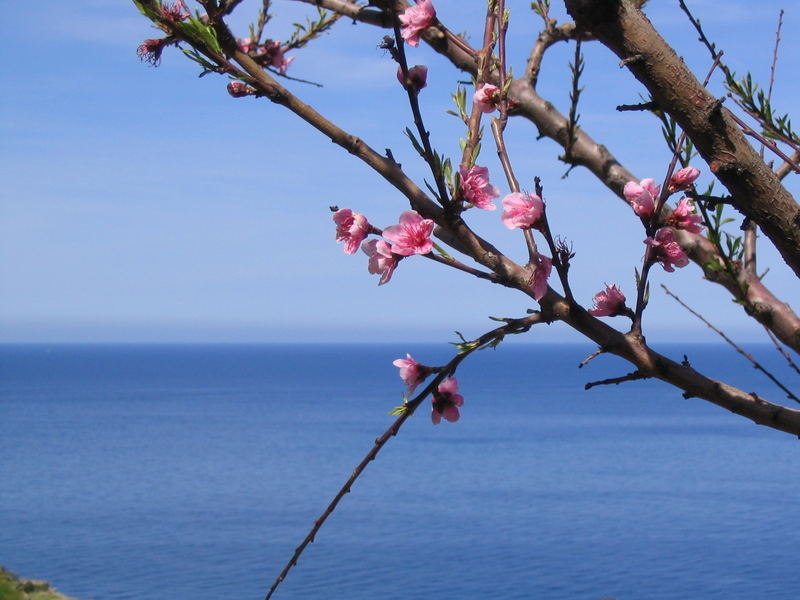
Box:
2;342;799;599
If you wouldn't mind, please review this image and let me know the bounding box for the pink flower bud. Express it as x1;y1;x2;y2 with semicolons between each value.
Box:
227;82;255;97
237;37;257;53
399;0;436;47
623;178;659;218
397;65;428;93
668;166;700;194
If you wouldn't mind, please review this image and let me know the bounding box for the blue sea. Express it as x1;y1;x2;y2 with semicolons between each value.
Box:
2;343;799;600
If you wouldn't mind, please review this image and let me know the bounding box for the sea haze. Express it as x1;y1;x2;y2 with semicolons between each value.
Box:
1;343;799;600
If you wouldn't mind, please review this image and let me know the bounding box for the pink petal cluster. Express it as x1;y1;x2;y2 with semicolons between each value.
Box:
137;38;166;66
263;40;294;75
588;284;626;317
531;255;552;301
668;197;704;234
333;208;370;255
399;0;436;47
160;1;189;23
227;82;254;98
623;178;659;218
397;65;428;93
393;354;432;394
382;210;434;256
237;39;294;74
501;192;544;229
459;165;500;210
667;166;700;194
644;227;689;272
431;377;464;424
362;240;398;285
474;83;499;113
237;37;258;53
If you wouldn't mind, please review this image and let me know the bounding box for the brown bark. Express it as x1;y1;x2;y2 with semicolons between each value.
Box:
563;0;800;279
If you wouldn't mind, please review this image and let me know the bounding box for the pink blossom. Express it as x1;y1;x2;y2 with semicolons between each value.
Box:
393;354;432;394
530;255;552;301
668;197;704;234
644;227;689;272
333;208;370;255
397;65;428;93
382;210;434;256
263;40;294;75
459;164;499;210
137;38;166;66
227;82;254;98
399;0;436;47
238;37;257;53
431;377;464;424
501;192;544;229
474;83;499;113
667;166;700;193
160;1;189;23
588;284;626;317
623;178;660;218
362;239;398;285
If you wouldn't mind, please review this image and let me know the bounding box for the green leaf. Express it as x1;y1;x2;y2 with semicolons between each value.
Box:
432;242;453;261
404;127;426;158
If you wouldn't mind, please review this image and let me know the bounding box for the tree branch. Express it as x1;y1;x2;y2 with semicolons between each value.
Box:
662;285;800;405
563;0;800;279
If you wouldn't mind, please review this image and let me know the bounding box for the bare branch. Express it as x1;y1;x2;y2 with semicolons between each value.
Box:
764;327;800;377
585;369;649;390
262;314;545;599
579;346;605;368
662;285;800;405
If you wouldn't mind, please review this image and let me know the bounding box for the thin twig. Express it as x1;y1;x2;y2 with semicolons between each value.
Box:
616;101;658;112
458;0;498;176
535;178;574;303
579;347;605;368
561;36;583;171
725;106;800;174
262;315;542;599
389;10;451;206
585;370;649;390
742;218;757;277
767;9;784;109
764;326;800;377
776;149;800;180
662;284;800;404
424;252;499;282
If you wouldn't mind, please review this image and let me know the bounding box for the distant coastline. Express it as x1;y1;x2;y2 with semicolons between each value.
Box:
0;567;77;600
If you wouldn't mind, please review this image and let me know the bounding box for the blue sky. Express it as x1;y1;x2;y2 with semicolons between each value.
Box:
1;0;798;343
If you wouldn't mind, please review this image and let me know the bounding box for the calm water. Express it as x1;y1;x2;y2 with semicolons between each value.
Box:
1;343;799;600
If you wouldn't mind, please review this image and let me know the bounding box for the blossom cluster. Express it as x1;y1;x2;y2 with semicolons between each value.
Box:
237;38;294;75
332;208;434;285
